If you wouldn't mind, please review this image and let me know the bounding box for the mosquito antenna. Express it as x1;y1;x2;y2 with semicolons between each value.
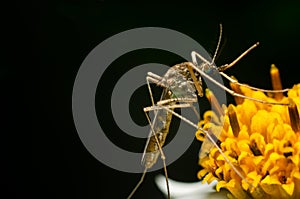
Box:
211;24;223;65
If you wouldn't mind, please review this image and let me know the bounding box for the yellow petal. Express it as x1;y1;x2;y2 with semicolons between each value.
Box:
215;166;223;179
216;181;227;192
293;172;300;198
264;143;274;157
238;99;257;127
260;175;281;197
253;156;264;166
237;125;250;140
282;181;294;196
221;179;249;199
261;175;281;185
203;172;217;184
197;169;208;179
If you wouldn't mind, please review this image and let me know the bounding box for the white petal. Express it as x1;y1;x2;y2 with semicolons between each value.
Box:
155;175;228;199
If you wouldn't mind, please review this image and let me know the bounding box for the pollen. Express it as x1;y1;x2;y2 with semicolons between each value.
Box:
196;65;300;199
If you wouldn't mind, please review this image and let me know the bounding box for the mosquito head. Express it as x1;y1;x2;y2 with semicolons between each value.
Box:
198;62;218;74
191;51;218;72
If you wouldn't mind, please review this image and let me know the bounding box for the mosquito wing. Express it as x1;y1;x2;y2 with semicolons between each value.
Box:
141;88;173;167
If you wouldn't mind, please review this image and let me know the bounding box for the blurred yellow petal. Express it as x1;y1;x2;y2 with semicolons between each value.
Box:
203;172;217;184
282;181;294;196
264;143;274;157
220;179;249;199
216;181;227;192
198;169;209;179
253;156;264;166
237;125;250;140
237;99;257;127
260;175;281;197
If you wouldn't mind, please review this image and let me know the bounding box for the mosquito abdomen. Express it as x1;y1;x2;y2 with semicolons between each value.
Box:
143;107;173;168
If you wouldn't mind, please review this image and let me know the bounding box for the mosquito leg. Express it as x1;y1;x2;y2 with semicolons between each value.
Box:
146;101;200;120
142;101;201;198
146;77;157;108
189;63;290;106
129;107;171;199
220;72;290;93
143;112;170;199
146;72;166;115
148;94;200;120
148;72;163;81
144;103;192;112
186;63;204;97
146;72;164;104
144;104;191;112
190;104;200;120
157;97;197;106
129;74;170;199
156;105;255;190
127;168;147;199
191;51;211;66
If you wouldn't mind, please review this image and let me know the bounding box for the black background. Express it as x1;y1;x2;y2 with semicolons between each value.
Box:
4;1;300;199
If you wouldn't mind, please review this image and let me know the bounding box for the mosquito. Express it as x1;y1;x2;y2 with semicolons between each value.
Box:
127;24;290;199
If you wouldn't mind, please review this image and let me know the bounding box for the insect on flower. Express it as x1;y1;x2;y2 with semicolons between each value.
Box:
127;24;292;199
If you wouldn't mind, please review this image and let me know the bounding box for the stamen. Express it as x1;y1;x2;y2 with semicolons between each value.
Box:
288;98;300;133
205;89;224;116
270;64;283;100
278;172;287;184
249;141;262;156
229;76;244;105
283;152;293;158
228;104;240;137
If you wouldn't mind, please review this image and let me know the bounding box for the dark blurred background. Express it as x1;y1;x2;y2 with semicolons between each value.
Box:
4;1;300;199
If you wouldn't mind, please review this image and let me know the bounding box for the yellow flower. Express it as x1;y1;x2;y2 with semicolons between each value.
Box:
196;65;300;199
